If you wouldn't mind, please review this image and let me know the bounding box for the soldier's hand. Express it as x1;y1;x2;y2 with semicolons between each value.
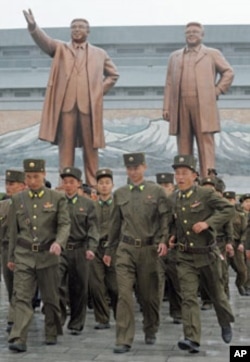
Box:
86;250;95;260
103;255;111;267
49;242;61;256
162;110;169;121
157;243;167;257
246;250;250;260
192;221;209;234
226;243;234;257
237;243;244;252
23;9;36;31
168;235;176;249
7;262;15;271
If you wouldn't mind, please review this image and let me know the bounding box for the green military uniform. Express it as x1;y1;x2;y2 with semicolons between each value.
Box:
59;167;99;333
0;170;26;328
223;191;248;295
8;159;70;349
240;194;250;294
106;153;172;350
172;155;234;348
89;168;118;328
156;172;182;322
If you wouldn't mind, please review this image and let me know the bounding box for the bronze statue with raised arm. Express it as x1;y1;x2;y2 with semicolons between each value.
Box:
23;9;119;187
163;22;234;178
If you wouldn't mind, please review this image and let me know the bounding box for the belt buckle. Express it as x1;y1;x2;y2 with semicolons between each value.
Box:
67;244;74;250
178;243;186;252
32;243;39;252
135;239;141;247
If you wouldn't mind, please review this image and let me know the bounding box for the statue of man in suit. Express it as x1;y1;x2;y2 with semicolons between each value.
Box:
23;9;119;187
163;22;234;178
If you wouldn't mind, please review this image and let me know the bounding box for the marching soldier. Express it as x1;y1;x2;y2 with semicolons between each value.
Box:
239;194;250;295
223;191;248;296
0;170;26;332
89;168;118;329
170;155;234;353
8;159;70;352
103;152;172;353
156;172;182;324
59;167;99;334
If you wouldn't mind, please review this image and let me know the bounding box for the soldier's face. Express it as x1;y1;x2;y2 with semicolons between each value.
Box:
160;183;175;196
5;181;26;196
242;199;250;212
71;20;89;43
185;25;203;47
25;172;46;191
62;176;81;197
97;177;113;198
126;164;146;185
174;167;197;191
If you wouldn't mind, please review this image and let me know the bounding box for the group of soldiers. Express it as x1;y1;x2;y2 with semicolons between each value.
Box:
0;153;250;355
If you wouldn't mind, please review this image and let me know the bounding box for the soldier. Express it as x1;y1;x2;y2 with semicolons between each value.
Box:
89;168;118;329
60;167;98;335
0;170;26;332
239;193;250;295
170;155;234;353
7;159;70;352
223;191;248;296
156;172;182;324
199;177;234;310
103;152;172;353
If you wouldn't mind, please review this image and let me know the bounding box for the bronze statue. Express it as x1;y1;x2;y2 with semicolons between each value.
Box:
23;9;119;187
163;22;234;178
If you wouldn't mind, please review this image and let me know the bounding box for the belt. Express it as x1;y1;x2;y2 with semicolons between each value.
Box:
17;238;52;252
66;241;85;250
122;235;154;247
178;241;217;254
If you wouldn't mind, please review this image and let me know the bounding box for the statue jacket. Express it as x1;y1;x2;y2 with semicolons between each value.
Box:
29;25;119;148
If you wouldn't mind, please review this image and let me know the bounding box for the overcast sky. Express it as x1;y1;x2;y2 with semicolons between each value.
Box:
1;0;250;29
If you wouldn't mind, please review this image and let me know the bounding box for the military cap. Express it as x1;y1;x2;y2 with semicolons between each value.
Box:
156;173;174;184
123;152;145;167
223;191;236;199
239;193;250;203
60;166;82;181
214;177;226;193
200;177;215;187
5;169;25;183
23;159;45;172
172;155;196;171
96;168;113;181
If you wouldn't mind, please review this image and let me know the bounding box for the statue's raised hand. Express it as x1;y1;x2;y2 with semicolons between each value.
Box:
23;9;36;31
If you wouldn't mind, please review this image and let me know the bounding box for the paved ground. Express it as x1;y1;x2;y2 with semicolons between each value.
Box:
0;275;249;362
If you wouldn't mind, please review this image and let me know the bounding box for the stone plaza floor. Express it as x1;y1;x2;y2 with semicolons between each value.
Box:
0;276;249;362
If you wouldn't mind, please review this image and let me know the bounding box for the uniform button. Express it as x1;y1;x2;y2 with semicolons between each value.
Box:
33;204;37;208
182;207;185;211
186;231;190;235
190;242;194;247
183;220;187;224
33;215;37;219
33;226;37;230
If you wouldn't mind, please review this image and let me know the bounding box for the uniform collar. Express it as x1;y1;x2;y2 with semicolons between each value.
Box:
129;183;145;191
178;187;194;199
67;194;78;204
28;189;45;199
98;198;113;206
